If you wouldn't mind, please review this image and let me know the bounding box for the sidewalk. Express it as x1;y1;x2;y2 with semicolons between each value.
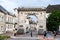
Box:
2;32;54;40
1;32;13;36
38;35;54;40
11;36;38;39
10;35;54;40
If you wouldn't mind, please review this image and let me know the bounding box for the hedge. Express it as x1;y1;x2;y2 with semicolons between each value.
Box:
0;35;10;40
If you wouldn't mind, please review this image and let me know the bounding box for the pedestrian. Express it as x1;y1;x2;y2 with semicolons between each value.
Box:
14;33;16;36
44;31;47;37
31;31;32;37
54;31;56;37
44;31;51;38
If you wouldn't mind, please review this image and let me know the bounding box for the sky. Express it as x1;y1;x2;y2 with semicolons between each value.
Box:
28;15;37;22
0;0;60;22
0;0;60;13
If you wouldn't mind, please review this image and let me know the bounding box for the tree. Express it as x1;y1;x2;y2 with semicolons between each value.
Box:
47;10;60;31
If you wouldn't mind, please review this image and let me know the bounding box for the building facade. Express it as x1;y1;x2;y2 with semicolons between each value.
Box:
0;5;7;34
0;11;6;34
14;7;46;34
5;13;14;32
0;5;17;34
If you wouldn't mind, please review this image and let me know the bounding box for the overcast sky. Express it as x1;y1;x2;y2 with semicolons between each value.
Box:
0;0;60;22
0;0;60;13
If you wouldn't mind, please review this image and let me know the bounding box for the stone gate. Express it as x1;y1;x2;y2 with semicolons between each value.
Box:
14;7;46;34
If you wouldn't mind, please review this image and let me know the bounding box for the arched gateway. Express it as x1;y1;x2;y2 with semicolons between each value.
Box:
14;7;46;34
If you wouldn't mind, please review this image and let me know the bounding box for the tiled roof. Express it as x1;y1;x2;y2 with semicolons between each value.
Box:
46;5;60;13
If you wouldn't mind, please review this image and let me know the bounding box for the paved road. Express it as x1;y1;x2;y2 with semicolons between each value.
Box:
54;37;60;40
16;31;38;37
54;35;60;40
7;31;60;40
8;39;38;40
8;31;39;40
8;37;59;40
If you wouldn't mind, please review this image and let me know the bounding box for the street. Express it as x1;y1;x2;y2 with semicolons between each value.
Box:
5;31;60;40
8;37;39;40
16;31;38;37
8;36;60;40
54;35;60;40
8;31;39;40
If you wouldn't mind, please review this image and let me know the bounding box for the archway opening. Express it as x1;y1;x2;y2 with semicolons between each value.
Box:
27;14;38;31
27;14;38;23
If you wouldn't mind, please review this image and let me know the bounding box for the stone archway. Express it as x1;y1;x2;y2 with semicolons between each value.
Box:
26;14;38;31
15;7;46;34
27;13;38;23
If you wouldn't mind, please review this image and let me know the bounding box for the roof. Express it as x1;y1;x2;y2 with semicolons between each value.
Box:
8;13;16;17
18;7;46;11
12;14;16;17
46;5;60;13
0;5;8;14
0;5;14;16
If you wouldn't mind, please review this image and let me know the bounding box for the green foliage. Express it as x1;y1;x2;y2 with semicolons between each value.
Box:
47;10;60;31
0;35;10;40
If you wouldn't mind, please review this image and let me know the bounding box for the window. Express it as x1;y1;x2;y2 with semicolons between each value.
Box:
26;27;28;29
6;17;8;22
8;25;9;29
20;25;23;27
14;25;15;28
0;16;3;22
1;26;3;31
40;13;42;14
8;17;9;22
39;26;43;28
6;24;7;27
